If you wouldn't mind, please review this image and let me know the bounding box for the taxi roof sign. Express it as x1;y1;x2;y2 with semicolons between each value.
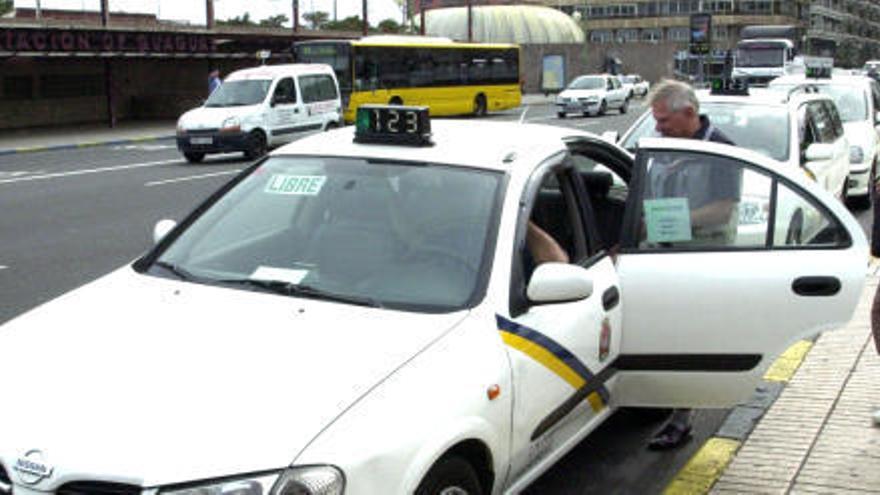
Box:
354;105;433;146
804;56;833;79
710;77;749;96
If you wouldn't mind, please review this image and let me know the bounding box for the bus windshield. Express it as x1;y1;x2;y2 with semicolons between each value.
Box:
736;43;786;68
293;42;353;91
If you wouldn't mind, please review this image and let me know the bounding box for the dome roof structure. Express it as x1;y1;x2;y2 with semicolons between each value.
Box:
424;5;585;44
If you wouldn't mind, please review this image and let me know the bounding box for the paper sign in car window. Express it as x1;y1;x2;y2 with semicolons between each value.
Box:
265;174;326;195
252;266;309;285
644;197;692;243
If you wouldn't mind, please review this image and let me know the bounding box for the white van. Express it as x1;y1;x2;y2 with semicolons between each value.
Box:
176;64;342;163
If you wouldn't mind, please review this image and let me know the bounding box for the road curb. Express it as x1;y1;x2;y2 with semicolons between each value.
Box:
0;134;177;157
662;337;814;495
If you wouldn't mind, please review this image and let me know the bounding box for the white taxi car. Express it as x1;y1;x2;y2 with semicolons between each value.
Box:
769;73;880;207
0;106;865;495
556;74;630;118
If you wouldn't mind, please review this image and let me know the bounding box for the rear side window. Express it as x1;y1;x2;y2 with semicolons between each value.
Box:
809;101;837;143
300;74;339;103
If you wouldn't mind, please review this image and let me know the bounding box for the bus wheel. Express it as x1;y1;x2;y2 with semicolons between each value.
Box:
389;96;403;105
473;94;487;117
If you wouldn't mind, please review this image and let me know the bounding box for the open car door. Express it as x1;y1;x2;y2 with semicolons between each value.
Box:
613;138;866;408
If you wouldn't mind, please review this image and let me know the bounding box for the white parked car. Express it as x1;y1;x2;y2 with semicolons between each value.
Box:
556;74;630;118
622;74;650;97
0;106;865;495
769;73;880;207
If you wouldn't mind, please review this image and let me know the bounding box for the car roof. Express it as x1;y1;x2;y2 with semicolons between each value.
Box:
272;120;600;173
770;73;873;88
695;87;832;107
225;64;333;81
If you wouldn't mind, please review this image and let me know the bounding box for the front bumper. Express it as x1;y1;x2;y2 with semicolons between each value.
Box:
847;163;872;197
556;100;600;114
177;131;250;154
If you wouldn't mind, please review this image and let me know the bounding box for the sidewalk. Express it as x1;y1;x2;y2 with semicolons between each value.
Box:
0;119;177;157
667;267;880;494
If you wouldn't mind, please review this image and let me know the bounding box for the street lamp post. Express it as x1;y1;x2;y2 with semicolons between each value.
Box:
363;0;368;35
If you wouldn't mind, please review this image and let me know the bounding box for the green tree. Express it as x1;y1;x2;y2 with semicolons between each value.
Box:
377;18;402;33
259;14;289;28
303;11;329;29
217;13;256;26
0;0;12;16
323;15;365;32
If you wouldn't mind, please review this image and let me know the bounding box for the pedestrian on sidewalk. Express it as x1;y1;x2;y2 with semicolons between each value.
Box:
643;79;739;450
208;67;222;96
870;180;880;427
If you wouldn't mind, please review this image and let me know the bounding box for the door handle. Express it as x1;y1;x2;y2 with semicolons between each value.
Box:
602;286;620;310
792;276;841;296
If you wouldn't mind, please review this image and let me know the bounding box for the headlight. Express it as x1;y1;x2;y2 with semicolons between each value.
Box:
176;121;187;135
221;116;242;132
159;467;344;495
738;198;769;225
849;145;865;164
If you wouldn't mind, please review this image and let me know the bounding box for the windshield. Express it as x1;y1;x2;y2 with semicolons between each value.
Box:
621;102;790;162
623;76;638;83
148;157;503;312
736;45;785;68
770;83;868;122
568;76;605;90
205;80;272;107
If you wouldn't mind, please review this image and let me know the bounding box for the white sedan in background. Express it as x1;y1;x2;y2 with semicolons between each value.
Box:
0;106;865;495
556;74;630;118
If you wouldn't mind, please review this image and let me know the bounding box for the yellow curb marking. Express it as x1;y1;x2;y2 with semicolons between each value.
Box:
764;340;812;382
663;437;741;495
76;142;100;148
14;147;44;153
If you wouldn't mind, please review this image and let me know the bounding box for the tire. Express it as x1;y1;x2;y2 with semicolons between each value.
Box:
598;99;607;116
855;161;876;210
183;152;204;163
243;130;267;161
473;94;487;117
557;112;566;119
620;98;628;114
415;456;482;495
389;96;403;105
785;210;804;245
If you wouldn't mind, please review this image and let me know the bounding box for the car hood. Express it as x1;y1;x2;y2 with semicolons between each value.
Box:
179;104;263;130
559;88;604;99
843;120;877;153
0;266;467;488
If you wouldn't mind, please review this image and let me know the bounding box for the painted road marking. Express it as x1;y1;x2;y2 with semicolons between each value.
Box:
0;159;179;185
764;340;812;382
145;169;241;187
114;144;176;151
0;171;44;179
662;438;741;495
0;265;7;270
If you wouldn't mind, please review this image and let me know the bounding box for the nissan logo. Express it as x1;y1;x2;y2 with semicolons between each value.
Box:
13;449;53;485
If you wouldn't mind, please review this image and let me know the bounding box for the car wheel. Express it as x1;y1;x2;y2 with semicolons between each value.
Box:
785;210;804;245
243;130;267;161
557;111;566;119
183;152;205;163
473;94;487;117
598;99;607;116
856;161;876;210
415;456;482;495
620;98;628;114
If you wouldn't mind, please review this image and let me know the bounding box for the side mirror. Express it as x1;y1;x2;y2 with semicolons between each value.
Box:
805;142;834;162
153;219;177;245
527;263;594;304
601;130;620;143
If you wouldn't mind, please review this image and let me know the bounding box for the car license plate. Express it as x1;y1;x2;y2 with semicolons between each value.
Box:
190;137;212;145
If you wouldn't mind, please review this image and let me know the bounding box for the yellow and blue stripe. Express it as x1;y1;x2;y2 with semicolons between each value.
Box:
496;314;610;412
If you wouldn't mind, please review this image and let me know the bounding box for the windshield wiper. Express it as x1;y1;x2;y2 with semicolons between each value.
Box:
219;278;383;308
153;261;197;281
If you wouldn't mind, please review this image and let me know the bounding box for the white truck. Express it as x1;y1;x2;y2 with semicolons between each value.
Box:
732;25;804;86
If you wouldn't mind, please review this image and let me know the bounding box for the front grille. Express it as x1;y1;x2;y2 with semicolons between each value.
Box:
57;481;142;495
0;464;11;495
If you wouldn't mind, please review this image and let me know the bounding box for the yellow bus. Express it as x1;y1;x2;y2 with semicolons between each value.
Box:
293;36;522;123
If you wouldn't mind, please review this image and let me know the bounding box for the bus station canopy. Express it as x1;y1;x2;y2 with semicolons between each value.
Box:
425;5;585;45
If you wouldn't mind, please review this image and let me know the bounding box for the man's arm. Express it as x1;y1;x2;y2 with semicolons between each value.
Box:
527;221;570;264
690;199;737;228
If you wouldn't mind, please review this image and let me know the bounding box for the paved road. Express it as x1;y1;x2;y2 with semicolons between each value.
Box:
0;98;872;494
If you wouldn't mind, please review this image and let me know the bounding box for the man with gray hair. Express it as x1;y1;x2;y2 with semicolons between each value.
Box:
644;79;741;450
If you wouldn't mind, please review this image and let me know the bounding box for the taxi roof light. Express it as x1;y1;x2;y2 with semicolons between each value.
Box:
354;105;433;147
710;77;749;96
